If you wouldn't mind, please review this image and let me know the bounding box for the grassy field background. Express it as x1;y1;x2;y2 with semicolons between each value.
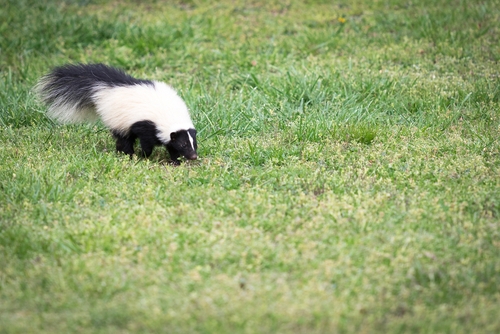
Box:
1;0;499;332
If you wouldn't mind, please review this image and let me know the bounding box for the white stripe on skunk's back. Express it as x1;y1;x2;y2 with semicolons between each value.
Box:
92;81;194;142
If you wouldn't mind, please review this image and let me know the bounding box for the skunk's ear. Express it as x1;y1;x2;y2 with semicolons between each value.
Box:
170;132;177;141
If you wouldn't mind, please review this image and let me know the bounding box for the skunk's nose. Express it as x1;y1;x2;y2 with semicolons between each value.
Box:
187;153;198;160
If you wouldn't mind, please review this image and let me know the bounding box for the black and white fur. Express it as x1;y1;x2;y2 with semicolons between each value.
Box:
36;63;197;164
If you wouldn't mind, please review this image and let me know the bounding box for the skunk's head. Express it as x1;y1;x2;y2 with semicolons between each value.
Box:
169;128;198;161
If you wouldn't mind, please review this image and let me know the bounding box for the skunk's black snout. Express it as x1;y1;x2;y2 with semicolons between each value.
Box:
168;128;198;162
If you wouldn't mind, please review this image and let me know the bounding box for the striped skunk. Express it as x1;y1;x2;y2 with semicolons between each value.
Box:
36;63;197;165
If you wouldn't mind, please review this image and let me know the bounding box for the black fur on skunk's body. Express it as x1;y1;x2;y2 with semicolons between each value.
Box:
36;63;197;164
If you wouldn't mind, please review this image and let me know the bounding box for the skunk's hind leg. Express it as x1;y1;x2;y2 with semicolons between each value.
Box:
112;131;136;156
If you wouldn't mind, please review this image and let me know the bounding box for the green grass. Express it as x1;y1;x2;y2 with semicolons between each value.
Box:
1;0;499;332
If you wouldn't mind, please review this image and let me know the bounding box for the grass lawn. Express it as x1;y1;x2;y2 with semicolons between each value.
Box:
1;0;499;332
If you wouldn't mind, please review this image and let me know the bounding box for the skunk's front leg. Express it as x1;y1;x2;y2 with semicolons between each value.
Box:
113;131;135;156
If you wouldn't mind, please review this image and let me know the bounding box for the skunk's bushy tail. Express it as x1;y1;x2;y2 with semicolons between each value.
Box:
35;63;153;123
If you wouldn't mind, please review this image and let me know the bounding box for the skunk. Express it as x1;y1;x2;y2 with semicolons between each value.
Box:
36;63;197;164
